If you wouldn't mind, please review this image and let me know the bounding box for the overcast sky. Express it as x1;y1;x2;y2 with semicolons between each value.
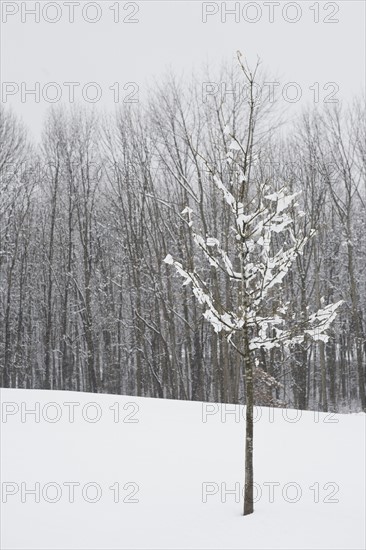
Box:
1;0;365;140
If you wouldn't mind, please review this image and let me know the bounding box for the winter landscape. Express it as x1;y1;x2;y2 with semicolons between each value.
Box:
1;1;365;549
1;388;365;549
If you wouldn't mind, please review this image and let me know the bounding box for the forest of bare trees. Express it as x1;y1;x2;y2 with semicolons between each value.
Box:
1;64;365;412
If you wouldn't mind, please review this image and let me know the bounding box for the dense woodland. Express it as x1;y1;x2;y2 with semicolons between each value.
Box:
1;65;365;412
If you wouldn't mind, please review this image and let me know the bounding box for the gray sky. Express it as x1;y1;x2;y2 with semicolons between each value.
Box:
1;0;365;140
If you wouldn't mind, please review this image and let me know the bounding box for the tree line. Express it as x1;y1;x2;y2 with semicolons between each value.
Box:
1;64;365;412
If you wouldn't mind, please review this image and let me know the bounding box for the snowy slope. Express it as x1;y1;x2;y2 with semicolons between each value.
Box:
0;388;365;550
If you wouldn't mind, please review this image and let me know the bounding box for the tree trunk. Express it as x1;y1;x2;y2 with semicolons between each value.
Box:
243;327;254;516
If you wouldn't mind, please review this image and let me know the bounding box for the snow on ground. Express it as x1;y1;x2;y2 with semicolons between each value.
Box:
0;388;365;550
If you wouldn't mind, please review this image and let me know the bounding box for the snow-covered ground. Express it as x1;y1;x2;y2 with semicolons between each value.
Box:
0;388;365;550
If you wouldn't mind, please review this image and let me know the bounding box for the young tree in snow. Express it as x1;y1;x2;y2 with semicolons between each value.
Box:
164;56;343;516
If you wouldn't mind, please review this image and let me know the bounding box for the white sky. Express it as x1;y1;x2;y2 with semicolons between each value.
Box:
1;0;365;140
